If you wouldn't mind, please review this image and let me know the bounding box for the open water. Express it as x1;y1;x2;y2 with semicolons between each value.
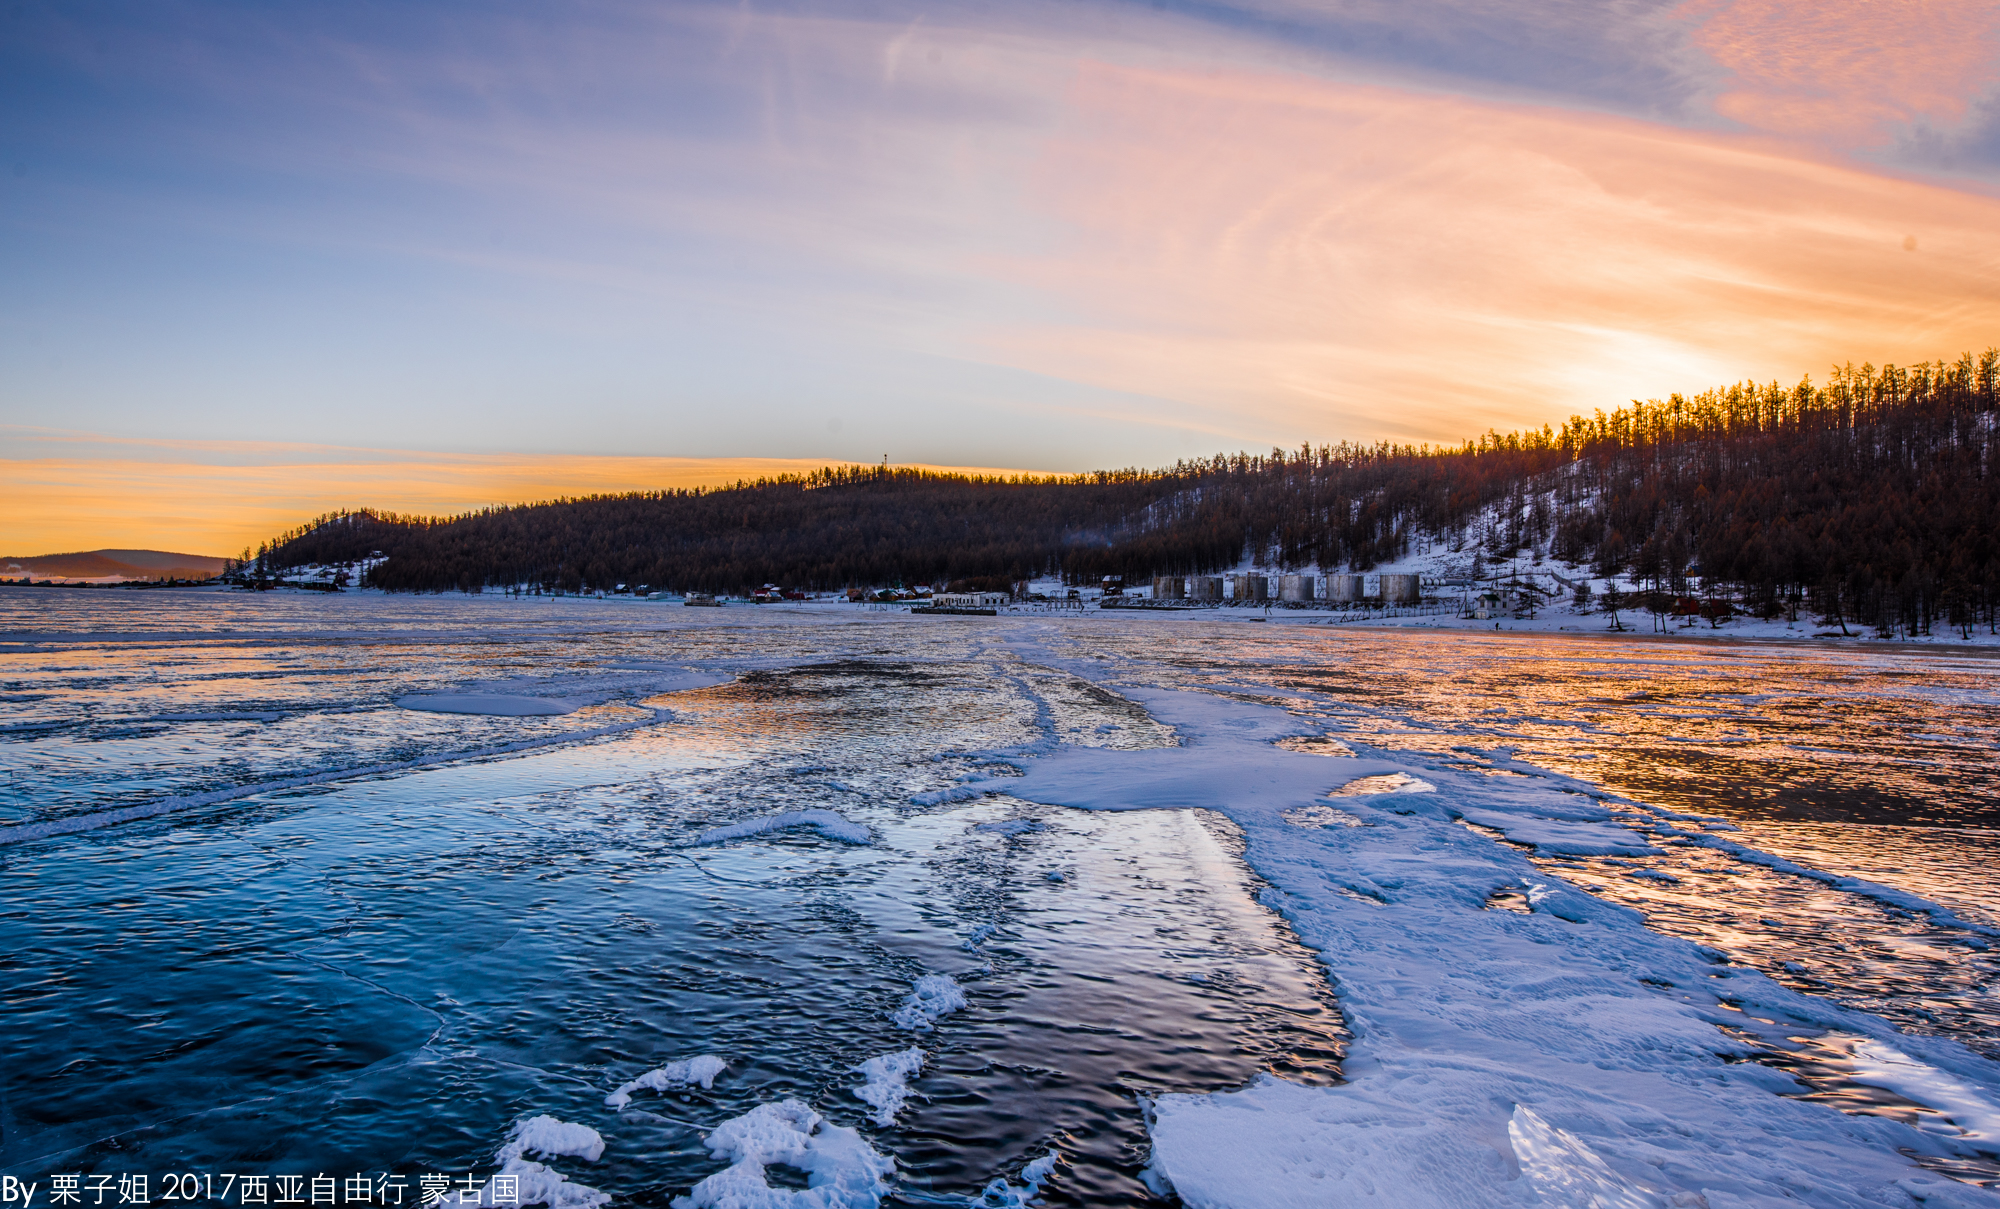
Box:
3;588;1998;1203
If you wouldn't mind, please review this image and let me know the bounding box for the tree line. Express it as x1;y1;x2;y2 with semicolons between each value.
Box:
257;348;2000;635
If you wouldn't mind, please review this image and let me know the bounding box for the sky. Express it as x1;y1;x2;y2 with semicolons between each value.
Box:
4;0;1999;555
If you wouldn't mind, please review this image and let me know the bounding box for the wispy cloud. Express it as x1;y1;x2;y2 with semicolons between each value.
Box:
1680;0;2000;158
965;62;2000;441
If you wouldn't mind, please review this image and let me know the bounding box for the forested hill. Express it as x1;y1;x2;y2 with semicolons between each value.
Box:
259;349;2000;630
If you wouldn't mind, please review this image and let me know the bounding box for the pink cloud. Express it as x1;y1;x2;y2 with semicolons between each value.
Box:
966;62;2000;444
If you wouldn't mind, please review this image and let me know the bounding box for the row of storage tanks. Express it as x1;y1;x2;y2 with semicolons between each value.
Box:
1152;573;1423;603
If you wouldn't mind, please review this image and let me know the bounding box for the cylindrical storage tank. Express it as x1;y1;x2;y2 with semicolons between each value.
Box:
1190;576;1223;601
1329;574;1364;602
1239;575;1269;601
1278;574;1314;602
1381;573;1422;604
1152;575;1185;599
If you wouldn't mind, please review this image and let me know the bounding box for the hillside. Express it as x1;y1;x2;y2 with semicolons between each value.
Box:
2;549;229;581
256;349;2000;636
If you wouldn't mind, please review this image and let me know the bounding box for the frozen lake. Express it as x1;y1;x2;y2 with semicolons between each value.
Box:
4;587;2000;1206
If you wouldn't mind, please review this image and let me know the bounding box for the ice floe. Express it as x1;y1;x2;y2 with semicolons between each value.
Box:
976;1150;1057;1208
448;1115;609;1209
697;809;872;846
890;974;966;1031
852;1047;926;1126
672;1100;894;1209
606;1054;730;1108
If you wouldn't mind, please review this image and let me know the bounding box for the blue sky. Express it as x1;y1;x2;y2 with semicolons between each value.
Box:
4;0;1998;551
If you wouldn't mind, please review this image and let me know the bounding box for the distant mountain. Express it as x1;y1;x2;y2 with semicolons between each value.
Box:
1;549;229;580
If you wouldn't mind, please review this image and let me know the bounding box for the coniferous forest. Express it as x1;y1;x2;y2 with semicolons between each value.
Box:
256;349;2000;634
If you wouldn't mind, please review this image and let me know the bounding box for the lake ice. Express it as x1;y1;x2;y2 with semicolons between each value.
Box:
4;587;2000;1207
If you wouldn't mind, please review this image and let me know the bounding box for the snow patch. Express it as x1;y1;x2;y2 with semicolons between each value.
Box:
891;974;967;1031
698;810;872;846
852;1047;925;1126
672;1100;894;1209
606;1054;730;1108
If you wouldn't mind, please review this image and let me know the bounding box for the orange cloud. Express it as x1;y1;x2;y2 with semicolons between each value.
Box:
0;442;1046;557
969;62;2000;443
1679;0;2000;146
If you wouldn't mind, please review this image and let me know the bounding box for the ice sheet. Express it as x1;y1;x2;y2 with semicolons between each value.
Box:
397;694;578;716
996;682;2000;1208
0;707;679;846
